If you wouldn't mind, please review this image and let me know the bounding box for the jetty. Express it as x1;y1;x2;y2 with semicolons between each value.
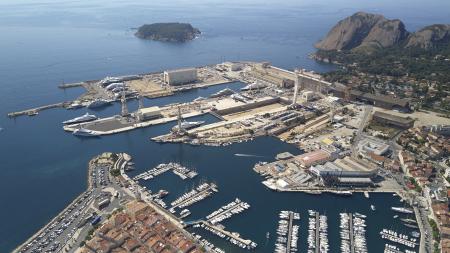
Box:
7;102;67;118
197;221;257;250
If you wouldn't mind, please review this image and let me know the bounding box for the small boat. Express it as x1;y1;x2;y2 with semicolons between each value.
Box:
411;231;420;238
371;205;376;211
158;190;169;198
72;128;100;137
391;207;413;214
364;191;369;198
179;209;191;219
393;215;399;219
27;111;38;116
266;232;270;239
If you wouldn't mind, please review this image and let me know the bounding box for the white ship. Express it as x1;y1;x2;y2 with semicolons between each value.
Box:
72;128;100;137
391;207;413;214
63;113;97;125
172;120;205;132
210;88;235;98
193;96;206;102
105;82;124;90
87;99;111;109
241;82;267;91
67;101;83;109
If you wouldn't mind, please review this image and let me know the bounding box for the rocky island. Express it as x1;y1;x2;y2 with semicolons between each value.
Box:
135;22;200;42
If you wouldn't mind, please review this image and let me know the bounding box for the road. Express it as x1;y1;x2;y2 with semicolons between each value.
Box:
17;156;133;253
351;105;373;156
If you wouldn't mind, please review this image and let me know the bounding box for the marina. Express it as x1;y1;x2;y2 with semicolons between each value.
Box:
194;221;258;250
133;162;197;181
340;212;370;253
169;182;218;210
307;210;329;253
206;198;250;225
380;229;418;248
274;210;300;253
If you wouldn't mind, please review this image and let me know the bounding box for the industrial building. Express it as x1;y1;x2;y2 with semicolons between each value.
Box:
309;156;377;179
163;68;198;86
357;138;390;156
330;83;411;110
136;106;162;121
223;62;242;71
372;111;415;129
295;148;339;168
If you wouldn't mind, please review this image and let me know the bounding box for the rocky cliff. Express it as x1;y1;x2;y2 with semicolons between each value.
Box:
315;12;449;52
405;24;450;49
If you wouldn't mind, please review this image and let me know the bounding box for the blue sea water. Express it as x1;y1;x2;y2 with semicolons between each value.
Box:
1;0;450;252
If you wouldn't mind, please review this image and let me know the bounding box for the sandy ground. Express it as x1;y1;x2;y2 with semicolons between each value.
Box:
126;77;172;97
373;107;450;127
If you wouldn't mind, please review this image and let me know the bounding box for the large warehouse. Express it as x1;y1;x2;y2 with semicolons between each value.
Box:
163;68;198;86
309;156;378;178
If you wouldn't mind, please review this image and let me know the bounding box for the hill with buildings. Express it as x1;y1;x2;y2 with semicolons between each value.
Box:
313;12;450;113
135;23;200;42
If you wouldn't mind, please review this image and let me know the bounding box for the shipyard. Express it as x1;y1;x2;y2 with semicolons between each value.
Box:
11;59;450;253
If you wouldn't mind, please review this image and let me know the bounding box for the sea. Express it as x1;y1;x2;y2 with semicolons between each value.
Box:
1;0;450;252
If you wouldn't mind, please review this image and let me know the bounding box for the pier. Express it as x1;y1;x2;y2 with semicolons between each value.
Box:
315;212;320;253
349;214;355;253
58;82;84;89
199;221;257;250
171;183;217;209
7;102;67;118
275;211;299;253
206;198;249;225
286;212;294;253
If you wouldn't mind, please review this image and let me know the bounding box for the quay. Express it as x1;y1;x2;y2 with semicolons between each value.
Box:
286;211;294;253
199;220;255;248
58;82;84;89
7;102;67;118
171;183;217;209
349;213;355;253
315;212;320;253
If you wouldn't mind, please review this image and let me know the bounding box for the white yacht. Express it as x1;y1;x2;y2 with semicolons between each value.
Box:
63;113;97;124
87;99;111;109
105;82;124;90
391;207;413;214
241;82;267;91
72;128;100;137
210;88;235;98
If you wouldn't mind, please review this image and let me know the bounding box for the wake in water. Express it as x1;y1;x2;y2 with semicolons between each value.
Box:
234;153;264;158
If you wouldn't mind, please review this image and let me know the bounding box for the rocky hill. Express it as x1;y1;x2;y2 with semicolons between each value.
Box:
135;23;200;42
405;24;450;49
315;12;449;52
